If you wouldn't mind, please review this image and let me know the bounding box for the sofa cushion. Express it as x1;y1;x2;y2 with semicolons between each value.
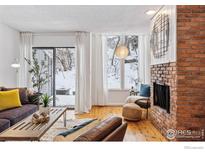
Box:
139;84;150;97
0;104;37;125
0;89;22;111
28;93;41;105
2;87;29;105
0;119;10;133
74;116;122;141
135;99;150;109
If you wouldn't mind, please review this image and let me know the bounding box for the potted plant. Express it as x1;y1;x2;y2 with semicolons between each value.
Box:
40;94;53;114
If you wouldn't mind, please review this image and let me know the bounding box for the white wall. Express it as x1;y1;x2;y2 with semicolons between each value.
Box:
0;23;20;87
138;35;151;84
33;33;76;47
107;90;129;105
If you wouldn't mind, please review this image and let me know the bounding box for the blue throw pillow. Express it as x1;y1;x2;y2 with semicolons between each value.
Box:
139;84;150;97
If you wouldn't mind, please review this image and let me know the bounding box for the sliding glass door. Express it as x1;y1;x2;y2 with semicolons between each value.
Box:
33;47;75;107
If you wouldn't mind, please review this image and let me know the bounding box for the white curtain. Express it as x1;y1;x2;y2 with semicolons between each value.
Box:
138;35;150;84
18;32;33;87
91;34;108;106
75;32;92;113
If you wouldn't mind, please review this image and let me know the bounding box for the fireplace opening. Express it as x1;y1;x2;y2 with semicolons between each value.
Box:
153;82;170;113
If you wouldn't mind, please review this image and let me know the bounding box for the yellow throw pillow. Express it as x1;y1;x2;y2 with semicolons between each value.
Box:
0;89;22;111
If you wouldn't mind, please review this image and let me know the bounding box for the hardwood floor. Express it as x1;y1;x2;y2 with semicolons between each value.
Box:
67;106;167;141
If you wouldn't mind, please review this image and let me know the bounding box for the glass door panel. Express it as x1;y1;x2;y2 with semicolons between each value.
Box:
33;48;54;104
55;48;76;107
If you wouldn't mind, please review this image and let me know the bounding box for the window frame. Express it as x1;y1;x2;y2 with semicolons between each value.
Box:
108;59;133;91
105;35;139;91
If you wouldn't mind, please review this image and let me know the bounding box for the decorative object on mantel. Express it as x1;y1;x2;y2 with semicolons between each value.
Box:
32;112;50;124
150;13;170;58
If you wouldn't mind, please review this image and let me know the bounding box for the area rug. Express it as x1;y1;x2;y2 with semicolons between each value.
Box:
40;118;94;141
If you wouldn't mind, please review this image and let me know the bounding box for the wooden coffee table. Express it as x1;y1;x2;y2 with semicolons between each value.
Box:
0;107;68;141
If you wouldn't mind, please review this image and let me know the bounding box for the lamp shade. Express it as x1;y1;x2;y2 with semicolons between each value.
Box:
11;63;20;68
115;45;129;59
11;59;20;68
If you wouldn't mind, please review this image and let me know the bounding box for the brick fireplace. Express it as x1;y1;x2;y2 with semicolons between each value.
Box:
150;62;177;138
150;5;205;141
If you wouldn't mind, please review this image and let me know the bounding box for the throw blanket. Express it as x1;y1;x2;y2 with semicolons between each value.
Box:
58;119;97;137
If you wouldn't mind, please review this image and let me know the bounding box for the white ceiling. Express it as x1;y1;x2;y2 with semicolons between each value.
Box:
0;5;161;33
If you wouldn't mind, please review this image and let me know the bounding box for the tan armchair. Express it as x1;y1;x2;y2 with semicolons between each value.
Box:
122;84;151;121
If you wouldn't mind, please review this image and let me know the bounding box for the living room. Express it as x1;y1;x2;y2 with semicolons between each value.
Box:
0;1;205;153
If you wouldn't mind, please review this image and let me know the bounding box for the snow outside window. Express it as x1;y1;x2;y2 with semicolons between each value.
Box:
105;35;139;90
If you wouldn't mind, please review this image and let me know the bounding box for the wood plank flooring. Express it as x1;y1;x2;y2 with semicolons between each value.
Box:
67;106;167;141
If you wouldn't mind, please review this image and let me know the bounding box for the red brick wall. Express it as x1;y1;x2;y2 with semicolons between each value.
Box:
150;63;177;138
150;6;205;141
176;5;205;140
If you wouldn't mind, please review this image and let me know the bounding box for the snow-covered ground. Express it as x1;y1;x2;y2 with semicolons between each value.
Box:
55;69;76;106
106;54;138;89
107;75;121;89
56;69;75;92
56;95;75;106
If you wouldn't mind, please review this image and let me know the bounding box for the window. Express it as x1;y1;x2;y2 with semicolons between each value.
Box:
106;36;121;89
105;35;139;90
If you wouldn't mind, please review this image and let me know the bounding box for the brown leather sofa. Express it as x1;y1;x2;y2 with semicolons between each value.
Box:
74;116;127;141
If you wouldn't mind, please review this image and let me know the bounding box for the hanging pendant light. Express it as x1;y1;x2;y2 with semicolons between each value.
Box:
115;45;129;59
115;35;129;59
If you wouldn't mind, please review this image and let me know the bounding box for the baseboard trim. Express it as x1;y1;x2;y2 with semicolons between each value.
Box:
93;103;124;107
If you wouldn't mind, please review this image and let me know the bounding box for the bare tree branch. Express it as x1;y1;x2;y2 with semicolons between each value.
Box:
111;36;120;65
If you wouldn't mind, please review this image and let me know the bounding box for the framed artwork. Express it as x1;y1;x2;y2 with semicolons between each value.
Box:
150;13;170;59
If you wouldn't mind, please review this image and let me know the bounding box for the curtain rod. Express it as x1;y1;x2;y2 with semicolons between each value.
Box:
33;32;149;36
33;32;76;36
102;33;149;36
33;31;91;36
